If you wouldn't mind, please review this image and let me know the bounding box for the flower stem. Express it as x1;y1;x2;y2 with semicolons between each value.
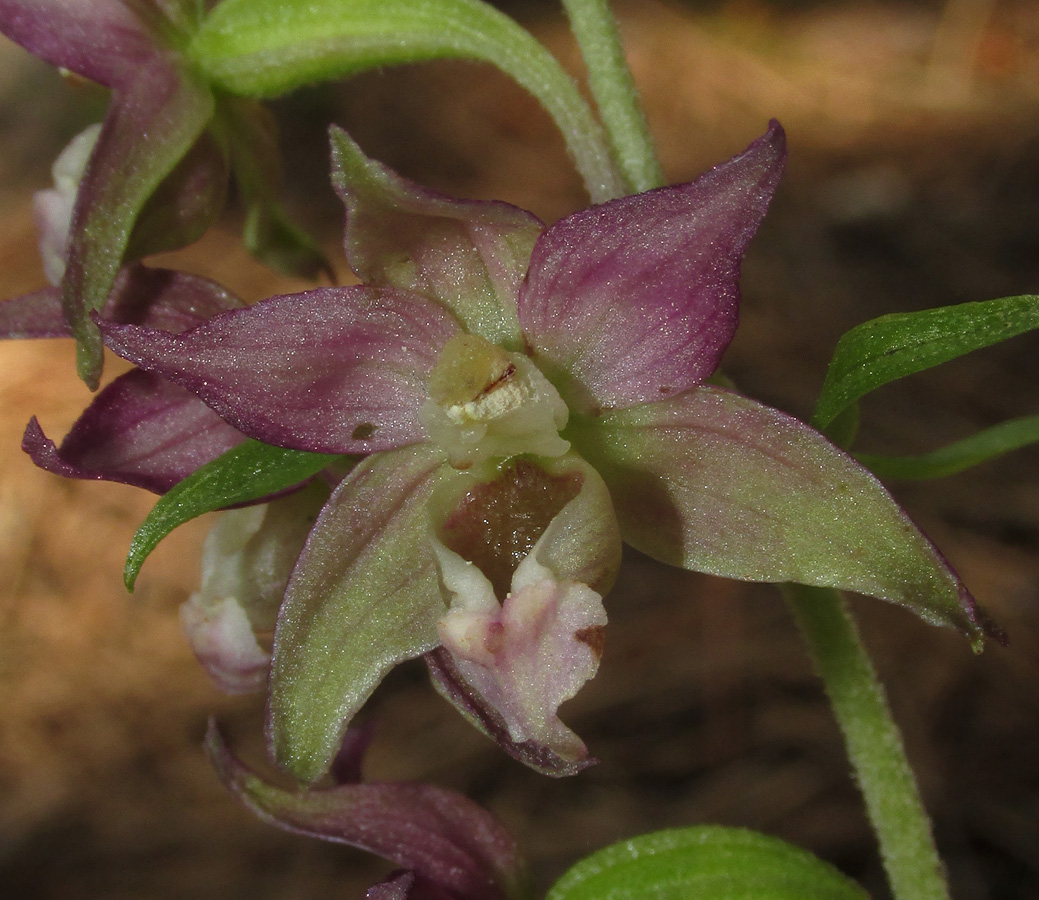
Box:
782;584;951;900
561;0;664;194
190;0;629;203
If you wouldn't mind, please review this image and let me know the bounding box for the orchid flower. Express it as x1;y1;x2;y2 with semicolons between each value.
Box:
0;0;327;386
61;120;993;784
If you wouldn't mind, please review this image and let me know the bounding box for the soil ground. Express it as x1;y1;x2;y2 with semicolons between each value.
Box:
1;2;1037;898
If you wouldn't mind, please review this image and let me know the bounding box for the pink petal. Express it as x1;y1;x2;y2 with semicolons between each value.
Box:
519;121;786;412
426;455;620;774
0;0;159;87
331;127;542;348
98;286;462;454
207;725;527;900
22;370;246;493
181;484;331;694
426;647;596;778
34;123;101;285
0;265;245;339
436;553;607;763
180;595;270;694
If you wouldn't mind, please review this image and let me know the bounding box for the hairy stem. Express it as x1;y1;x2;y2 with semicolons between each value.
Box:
783;584;950;900
561;0;663;194
190;0;628;202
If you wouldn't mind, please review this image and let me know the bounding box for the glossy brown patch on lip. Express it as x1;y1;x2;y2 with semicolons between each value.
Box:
575;625;605;660
439;458;583;597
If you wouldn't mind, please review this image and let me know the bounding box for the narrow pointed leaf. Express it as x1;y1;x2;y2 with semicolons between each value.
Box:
857;415;1039;480
124;439;340;590
546;826;869;900
573;386;995;643
813;294;1039;431
268;444;448;783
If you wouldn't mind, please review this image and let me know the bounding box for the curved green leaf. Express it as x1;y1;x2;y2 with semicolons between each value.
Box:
189;0;625;201
813;294;1039;431
857;414;1039;481
546;826;869;900
124;439;341;591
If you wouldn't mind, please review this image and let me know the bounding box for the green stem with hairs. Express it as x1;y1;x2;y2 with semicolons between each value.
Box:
783;584;951;900
190;0;628;202
561;0;664;194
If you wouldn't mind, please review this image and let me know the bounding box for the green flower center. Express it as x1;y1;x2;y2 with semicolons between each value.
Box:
420;333;570;468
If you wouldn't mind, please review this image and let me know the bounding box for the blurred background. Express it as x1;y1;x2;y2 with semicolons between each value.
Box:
1;1;1037;897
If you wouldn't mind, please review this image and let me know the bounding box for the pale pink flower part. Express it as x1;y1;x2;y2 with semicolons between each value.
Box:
435;536;607;759
34;123;102;286
180;594;270;695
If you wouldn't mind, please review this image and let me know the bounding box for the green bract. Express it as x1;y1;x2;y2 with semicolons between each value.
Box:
814;294;1039;432
857;414;1039;481
546;827;870;900
124;439;343;590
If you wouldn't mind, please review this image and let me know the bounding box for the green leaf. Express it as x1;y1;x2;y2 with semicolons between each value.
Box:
124;439;341;591
857;414;1039;481
813;294;1039;431
546;826;869;900
189;0;625;202
191;0;531;96
267;444;448;783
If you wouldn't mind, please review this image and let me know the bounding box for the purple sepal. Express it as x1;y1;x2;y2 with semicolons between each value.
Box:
22;370;245;493
62;60;215;385
368;871;459;900
518;121;786;412
331;126;541;348
124;130;229;261
206;723;529;900
0;286;64;338
425;648;597;778
0;0;159;87
98;286;462;454
0;264;244;339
